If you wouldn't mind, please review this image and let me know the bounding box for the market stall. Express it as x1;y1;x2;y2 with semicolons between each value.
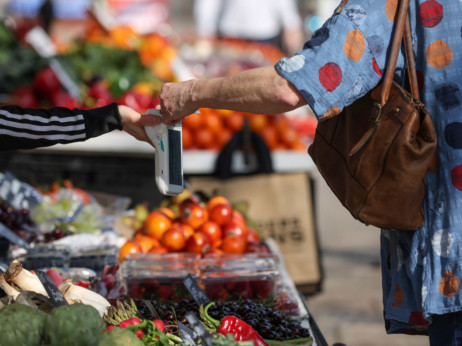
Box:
0;2;326;344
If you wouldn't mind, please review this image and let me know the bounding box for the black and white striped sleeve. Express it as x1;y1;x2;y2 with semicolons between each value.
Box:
0;102;122;151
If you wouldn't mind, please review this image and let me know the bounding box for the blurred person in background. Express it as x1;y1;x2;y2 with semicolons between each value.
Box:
194;0;304;56
159;0;462;344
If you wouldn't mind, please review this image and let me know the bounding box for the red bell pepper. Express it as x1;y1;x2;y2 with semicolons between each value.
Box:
204;302;269;346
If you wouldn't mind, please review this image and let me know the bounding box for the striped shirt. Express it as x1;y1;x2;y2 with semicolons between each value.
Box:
0;103;122;151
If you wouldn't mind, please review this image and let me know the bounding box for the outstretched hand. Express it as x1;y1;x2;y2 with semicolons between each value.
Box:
118;105;161;145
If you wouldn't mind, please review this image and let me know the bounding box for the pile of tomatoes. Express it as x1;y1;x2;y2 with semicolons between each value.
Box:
119;196;267;262
182;109;310;152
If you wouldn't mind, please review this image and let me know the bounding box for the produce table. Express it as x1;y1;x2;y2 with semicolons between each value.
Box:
28;131;315;174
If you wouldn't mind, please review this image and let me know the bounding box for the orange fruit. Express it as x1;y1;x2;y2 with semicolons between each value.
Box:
119;240;142;262
143;211;173;240
259;125;279;150
207;196;230;212
161;225;186;252
248;114;268;133
195;127;217;150
183;112;203;131
224;112;244;132
217;127;233;149
134;233;160;253
182;127;194;149
204;111;224;135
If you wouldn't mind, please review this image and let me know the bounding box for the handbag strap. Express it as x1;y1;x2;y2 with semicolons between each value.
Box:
379;0;419;105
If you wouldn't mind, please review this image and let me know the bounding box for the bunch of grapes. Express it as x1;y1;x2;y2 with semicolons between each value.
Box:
0;201;64;244
136;298;311;341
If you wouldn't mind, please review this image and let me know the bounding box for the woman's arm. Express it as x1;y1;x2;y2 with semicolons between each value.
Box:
159;66;307;125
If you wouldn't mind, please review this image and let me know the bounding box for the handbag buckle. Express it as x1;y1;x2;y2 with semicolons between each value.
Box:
373;103;382;123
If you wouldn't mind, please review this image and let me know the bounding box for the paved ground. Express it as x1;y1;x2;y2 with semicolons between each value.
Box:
304;170;429;346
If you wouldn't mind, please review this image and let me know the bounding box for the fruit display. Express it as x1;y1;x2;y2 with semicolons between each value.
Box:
119;193;268;260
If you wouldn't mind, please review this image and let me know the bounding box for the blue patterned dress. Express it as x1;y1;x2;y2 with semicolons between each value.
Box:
275;0;462;335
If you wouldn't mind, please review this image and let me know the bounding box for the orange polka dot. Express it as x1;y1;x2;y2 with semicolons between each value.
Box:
385;0;399;21
438;270;459;298
344;30;365;62
392;283;404;308
321;106;341;119
426;40;453;69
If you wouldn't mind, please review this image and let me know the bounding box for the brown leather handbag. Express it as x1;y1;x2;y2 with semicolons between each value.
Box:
308;0;437;231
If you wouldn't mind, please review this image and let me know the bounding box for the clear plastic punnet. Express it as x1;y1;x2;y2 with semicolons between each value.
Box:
199;253;280;301
119;252;201;300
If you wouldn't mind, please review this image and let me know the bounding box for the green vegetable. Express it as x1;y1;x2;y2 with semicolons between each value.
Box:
43;303;104;346
0;303;47;346
98;327;144;346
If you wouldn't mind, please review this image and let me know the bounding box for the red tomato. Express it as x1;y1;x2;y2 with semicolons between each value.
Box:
185;231;211;254
198;220;222;245
246;227;261;243
221;235;246;254
161;225;186;252
209;203;233;226
223;221;247;238
180;203;208;230
231;210;247;229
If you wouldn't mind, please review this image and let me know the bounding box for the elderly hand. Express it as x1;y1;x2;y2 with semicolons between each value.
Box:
118;105;161;144
159;80;200;125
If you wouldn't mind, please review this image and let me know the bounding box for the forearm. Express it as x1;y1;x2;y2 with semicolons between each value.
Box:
0;103;121;151
190;66;306;114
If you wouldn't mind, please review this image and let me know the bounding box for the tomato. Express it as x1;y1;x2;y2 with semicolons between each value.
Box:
246;227;261;243
156;207;175;220
182;126;194;149
198;220;222;245
195;127;217;150
180;203;208;230
148;245;169;254
245;241;269;253
207;196;230;212
119;240;142;262
224;112;244;132
176;222;194;241
231;210;247;230
280;127;300;146
223;221;247;238
259;125;279;150
183;112;203;131
134;233;159;253
209;203;233;226
161;224;186;252
221;235;246;254
143;211;173;240
248;114;268;133
185;231;211;254
217;127;233;149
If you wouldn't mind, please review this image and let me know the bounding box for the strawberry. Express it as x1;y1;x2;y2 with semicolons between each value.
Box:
251;278;275;299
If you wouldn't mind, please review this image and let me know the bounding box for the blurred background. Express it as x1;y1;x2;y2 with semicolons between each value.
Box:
0;1;430;345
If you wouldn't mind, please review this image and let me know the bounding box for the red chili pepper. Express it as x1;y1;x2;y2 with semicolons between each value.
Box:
218;316;269;346
106;325;116;331
204;303;269;346
135;329;144;338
